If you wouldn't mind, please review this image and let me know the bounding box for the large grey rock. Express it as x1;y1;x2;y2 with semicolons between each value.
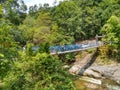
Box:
70;63;120;84
112;65;120;84
69;52;120;85
83;69;102;78
69;54;93;75
88;64;120;84
69;65;80;74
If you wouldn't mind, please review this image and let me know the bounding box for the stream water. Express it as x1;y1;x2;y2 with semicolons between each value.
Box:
74;76;120;90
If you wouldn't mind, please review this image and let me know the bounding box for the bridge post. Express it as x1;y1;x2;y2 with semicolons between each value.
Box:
95;34;98;42
95;34;99;52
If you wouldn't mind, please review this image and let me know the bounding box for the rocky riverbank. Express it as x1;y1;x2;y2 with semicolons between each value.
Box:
69;52;120;85
83;64;120;84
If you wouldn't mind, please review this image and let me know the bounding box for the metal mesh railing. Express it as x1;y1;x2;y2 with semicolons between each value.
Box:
50;41;103;54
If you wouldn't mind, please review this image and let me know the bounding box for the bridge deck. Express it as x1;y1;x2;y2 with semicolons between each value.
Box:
50;42;103;55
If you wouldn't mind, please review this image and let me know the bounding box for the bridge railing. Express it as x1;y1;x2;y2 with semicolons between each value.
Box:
49;41;103;54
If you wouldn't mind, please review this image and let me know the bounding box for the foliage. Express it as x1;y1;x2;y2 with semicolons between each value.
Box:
101;16;120;59
52;1;83;41
1;0;27;25
98;45;115;58
16;16;36;45
3;53;76;90
60;53;76;63
1;0;120;89
0;20;18;58
0;20;18;79
0;4;2;18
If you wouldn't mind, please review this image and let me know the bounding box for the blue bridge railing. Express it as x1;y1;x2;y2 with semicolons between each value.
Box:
49;41;102;54
30;41;103;54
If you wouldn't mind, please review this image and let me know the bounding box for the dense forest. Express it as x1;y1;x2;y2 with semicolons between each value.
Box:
0;0;120;89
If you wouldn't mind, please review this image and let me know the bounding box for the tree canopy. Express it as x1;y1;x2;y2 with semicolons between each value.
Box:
0;0;120;89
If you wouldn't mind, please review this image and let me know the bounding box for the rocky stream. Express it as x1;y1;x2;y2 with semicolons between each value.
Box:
69;52;120;90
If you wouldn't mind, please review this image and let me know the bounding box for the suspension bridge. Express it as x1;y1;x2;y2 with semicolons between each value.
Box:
50;35;104;55
50;41;103;55
31;35;104;55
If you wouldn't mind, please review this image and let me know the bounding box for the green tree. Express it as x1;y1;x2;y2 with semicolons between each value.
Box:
29;4;39;17
52;1;81;41
100;0;120;26
3;53;76;90
2;0;27;25
101;16;120;59
0;20;18;79
16;15;36;45
73;0;103;39
0;4;2;18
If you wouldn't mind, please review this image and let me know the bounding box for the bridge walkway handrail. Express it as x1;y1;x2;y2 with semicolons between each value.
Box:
50;41;104;55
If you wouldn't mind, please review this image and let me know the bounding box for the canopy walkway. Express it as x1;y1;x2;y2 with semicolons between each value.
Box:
50;41;103;55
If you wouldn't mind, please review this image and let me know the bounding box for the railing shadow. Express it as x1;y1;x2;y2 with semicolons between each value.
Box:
78;49;98;75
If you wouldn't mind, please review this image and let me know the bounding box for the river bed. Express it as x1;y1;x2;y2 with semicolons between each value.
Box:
74;76;120;90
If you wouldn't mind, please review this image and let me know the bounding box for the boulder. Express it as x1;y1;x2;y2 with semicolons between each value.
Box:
88;64;120;85
69;65;80;74
83;69;102;79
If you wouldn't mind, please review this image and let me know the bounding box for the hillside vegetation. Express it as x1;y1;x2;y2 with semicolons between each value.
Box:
0;0;120;89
